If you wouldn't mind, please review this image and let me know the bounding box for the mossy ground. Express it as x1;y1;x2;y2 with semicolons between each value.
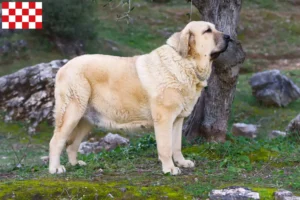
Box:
1;0;300;199
0;179;190;200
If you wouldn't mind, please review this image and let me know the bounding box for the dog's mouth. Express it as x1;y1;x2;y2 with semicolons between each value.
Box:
210;51;223;60
210;39;232;60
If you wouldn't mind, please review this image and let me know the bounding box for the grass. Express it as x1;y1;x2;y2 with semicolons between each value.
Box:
0;131;299;199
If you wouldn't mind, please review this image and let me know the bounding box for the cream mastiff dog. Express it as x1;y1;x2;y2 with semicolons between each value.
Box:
49;21;231;175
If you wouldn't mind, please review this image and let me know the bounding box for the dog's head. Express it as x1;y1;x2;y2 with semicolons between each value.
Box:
167;21;231;60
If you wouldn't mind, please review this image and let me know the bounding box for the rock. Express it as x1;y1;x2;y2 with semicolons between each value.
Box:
12;40;27;50
94;168;103;177
0;40;28;62
78;133;129;154
0;41;12;54
286;114;300;133
40;156;49;164
209;187;260;200
0;59;68;133
275;190;293;200
281;197;300;200
268;130;287;139
102;133;130;150
275;189;300;200
232;123;258;138
78;141;100;154
249;70;300;107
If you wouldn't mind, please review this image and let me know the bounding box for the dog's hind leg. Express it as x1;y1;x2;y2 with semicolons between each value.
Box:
49;101;86;174
66;119;92;166
49;74;91;174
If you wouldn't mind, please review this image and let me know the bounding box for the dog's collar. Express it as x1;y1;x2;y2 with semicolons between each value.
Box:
166;43;177;52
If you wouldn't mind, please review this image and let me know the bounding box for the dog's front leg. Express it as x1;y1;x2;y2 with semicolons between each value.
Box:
152;106;181;175
172;117;195;168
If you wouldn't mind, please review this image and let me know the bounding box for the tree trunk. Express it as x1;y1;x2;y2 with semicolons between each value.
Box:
183;0;246;142
0;60;68;133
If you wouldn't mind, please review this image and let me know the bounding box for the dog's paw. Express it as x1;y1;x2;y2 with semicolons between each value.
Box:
77;160;87;166
49;165;66;174
175;160;195;168
163;166;181;175
69;160;87;166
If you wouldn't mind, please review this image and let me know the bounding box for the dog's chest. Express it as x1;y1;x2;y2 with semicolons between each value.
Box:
179;82;204;117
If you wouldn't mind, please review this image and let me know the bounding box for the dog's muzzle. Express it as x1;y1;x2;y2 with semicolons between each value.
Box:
210;34;232;60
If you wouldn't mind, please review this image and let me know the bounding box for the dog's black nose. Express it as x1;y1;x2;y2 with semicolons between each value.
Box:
223;34;231;41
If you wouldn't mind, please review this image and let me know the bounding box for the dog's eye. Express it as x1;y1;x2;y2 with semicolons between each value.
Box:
204;28;212;34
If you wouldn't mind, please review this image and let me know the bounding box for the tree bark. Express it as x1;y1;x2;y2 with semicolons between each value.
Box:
183;0;246;142
0;60;68;133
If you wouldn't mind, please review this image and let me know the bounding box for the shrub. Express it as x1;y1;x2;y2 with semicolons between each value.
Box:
38;0;98;41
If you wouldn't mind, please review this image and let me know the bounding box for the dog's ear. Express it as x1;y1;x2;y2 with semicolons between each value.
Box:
166;32;180;50
166;28;194;57
178;28;192;57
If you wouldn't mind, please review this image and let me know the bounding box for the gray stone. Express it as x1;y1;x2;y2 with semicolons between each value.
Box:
275;190;300;200
0;40;27;57
232;123;257;138
209;187;260;200
281;197;300;200
78;133;129;154
286;114;300;133
40;156;49;164
0;41;12;54
13;40;27;49
102;133;130;150
78;141;100;155
0;59;68;133
268;130;287;139
249;70;300;107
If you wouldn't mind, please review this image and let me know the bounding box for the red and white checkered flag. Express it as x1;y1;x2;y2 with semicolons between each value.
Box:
1;2;42;29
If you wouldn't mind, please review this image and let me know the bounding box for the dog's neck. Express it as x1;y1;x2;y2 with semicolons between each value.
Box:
190;56;212;82
165;41;212;84
155;45;209;89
